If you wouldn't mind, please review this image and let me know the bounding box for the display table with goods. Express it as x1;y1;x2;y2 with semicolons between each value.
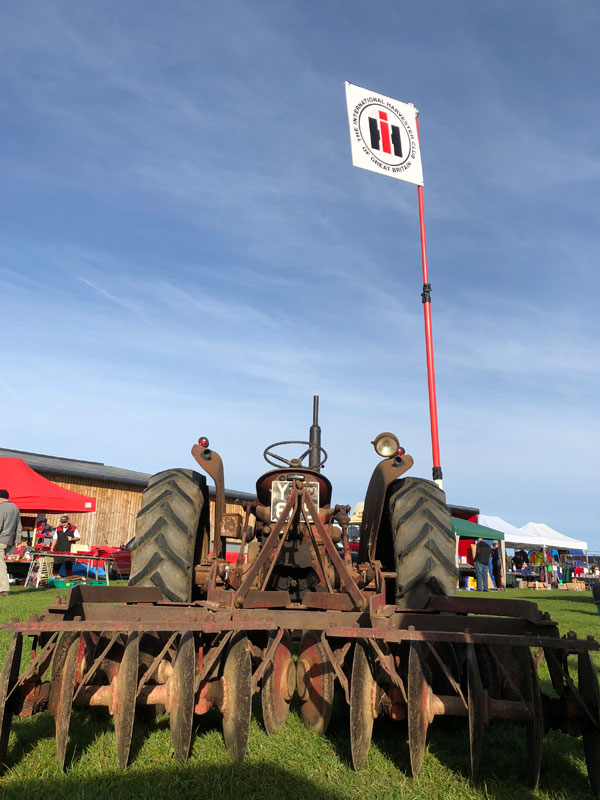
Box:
23;552;117;587
5;542;131;583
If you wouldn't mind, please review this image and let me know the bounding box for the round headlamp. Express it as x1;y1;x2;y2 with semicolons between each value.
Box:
371;432;400;458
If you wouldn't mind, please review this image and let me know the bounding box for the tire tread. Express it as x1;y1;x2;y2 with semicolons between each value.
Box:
128;468;205;602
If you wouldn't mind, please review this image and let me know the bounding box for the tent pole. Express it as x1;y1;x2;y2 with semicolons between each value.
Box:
88;511;96;549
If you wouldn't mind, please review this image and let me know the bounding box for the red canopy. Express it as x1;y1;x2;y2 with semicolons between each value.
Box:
0;458;96;513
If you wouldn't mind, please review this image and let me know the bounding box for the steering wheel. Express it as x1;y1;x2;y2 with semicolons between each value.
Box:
263;440;328;469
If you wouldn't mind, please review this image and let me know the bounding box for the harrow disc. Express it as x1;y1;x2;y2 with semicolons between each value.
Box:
407;642;430;777
296;632;335;736
170;631;196;762
522;648;543;789
221;634;251;762
51;633;80;770
113;632;139;769
578;651;600;796
262;631;295;735
0;633;22;774
467;644;486;782
350;640;378;771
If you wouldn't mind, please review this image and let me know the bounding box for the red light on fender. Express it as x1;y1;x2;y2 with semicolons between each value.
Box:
198;437;209;447
397;447;405;456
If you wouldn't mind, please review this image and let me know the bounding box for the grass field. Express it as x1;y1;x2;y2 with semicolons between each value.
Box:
1;586;599;800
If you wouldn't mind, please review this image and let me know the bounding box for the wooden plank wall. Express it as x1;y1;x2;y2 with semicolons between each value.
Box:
38;472;247;549
39;473;145;548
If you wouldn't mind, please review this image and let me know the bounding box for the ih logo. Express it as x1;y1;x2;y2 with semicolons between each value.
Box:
368;110;402;158
356;100;415;169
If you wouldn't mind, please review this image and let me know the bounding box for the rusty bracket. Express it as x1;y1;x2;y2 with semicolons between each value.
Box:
424;640;467;709
560;655;600;729
320;632;350;704
73;631;121;702
194;632;233;692
259;500;298;592
369;637;407;703
304;491;367;611
487;645;529;716
300;500;333;592
251;627;284;694
236;504;254;568
136;632;178;698
234;489;297;604
12;632;58;690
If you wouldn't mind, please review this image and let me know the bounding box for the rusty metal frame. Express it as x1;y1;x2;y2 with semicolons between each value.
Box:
136;632;178;697
73;632;121;701
233;489;297;605
194;632;232;692
303;491;366;610
424;641;467;709
319;632;350;703
251;627;284;693
368;638;407;700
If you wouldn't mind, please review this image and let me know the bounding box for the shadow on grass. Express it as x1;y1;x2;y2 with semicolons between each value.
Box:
4;709;118;774
1;763;347;800
3;709;596;800
427;718;595;800
7;587;66;597
338;712;593;800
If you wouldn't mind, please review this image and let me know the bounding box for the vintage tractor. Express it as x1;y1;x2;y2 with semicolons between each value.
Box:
1;398;599;794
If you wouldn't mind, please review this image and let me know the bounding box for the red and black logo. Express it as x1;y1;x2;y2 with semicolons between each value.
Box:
368;110;402;158
355;99;416;170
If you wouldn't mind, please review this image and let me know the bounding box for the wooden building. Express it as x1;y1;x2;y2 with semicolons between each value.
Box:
0;448;255;549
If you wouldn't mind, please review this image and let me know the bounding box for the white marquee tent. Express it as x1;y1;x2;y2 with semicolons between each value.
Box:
478;515;588;551
478;515;540;548
521;522;587;552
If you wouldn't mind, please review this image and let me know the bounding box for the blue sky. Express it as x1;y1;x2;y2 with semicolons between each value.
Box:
1;1;599;546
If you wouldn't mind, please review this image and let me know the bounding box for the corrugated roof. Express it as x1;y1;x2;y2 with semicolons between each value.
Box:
0;447;256;501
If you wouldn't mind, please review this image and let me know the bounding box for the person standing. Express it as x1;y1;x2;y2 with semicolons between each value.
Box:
474;537;492;592
491;541;502;590
50;515;81;576
0;489;23;596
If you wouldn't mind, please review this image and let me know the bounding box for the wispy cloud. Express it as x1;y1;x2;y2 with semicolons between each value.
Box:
0;1;599;544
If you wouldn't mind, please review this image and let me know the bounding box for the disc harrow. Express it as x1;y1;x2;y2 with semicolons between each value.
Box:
0;585;598;791
1;401;599;794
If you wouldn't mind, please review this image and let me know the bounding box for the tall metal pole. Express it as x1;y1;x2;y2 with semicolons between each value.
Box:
415;116;443;488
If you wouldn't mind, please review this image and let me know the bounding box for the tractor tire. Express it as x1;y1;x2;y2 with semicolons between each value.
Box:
389;477;456;609
128;469;206;603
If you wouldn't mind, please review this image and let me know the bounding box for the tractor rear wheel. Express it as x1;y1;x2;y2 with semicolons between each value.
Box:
129;469;206;603
389;477;456;609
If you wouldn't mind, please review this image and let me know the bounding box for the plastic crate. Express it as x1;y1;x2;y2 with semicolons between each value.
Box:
49;579;80;588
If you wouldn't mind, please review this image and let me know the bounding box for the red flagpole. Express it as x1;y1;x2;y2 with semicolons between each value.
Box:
415;116;443;487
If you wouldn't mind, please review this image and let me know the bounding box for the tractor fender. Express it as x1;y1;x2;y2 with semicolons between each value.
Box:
357;454;414;565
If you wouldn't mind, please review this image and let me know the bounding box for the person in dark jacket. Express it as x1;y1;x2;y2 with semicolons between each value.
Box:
512;549;529;570
50;515;81;577
491;541;502;589
474;538;492;591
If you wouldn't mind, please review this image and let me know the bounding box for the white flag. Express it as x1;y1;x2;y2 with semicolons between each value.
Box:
345;82;423;186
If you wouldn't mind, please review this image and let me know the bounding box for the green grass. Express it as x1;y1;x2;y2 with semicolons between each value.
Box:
1;587;599;800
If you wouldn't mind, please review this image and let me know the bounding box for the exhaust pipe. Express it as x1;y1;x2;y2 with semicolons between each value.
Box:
309;395;321;472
